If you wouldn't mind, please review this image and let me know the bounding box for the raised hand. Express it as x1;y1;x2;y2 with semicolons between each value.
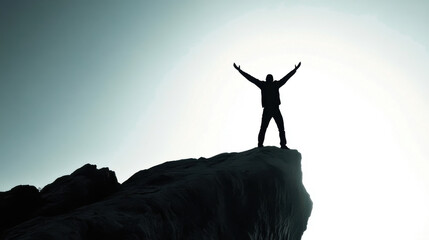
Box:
294;62;301;70
233;63;241;71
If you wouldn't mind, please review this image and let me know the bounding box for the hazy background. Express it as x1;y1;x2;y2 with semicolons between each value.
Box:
1;1;428;239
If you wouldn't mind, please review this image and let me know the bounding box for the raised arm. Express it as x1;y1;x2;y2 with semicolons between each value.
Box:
233;63;261;87
278;62;301;87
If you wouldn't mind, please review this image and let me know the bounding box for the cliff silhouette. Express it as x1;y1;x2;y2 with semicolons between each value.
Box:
0;147;312;240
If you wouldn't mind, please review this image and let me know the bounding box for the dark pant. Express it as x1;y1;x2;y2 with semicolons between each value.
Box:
258;107;287;147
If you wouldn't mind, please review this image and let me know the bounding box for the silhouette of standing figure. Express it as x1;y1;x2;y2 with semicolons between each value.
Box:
233;62;301;149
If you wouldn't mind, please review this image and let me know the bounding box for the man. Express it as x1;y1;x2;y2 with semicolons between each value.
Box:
233;62;301;149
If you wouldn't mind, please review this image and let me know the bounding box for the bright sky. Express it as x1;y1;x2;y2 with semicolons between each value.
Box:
1;1;428;239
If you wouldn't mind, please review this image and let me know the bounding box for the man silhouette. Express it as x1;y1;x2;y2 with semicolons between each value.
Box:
233;62;301;149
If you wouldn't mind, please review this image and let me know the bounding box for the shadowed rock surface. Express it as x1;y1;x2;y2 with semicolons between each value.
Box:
1;147;312;240
39;164;120;216
0;164;119;236
0;185;42;232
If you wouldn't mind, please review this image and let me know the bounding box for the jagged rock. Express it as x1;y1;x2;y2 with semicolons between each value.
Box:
39;164;120;216
2;147;312;240
0;164;119;236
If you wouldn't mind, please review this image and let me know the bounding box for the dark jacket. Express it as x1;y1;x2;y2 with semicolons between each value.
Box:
239;69;296;108
258;81;282;108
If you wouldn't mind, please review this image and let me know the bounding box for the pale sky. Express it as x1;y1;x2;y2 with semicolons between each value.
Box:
1;1;428;239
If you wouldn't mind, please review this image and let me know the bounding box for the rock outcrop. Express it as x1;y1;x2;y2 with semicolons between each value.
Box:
0;164;119;235
0;185;42;232
1;147;312;240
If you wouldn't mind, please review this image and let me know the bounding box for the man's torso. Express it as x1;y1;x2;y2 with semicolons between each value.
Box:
259;82;281;108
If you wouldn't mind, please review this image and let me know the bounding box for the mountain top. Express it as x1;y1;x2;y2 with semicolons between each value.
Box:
1;147;312;240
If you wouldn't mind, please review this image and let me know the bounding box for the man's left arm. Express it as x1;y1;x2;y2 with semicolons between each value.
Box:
278;62;301;87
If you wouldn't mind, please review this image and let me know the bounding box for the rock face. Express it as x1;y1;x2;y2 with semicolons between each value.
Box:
1;147;312;240
39;164;120;216
0;185;42;232
0;164;119;236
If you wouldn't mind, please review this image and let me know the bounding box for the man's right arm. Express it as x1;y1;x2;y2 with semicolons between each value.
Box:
233;63;261;87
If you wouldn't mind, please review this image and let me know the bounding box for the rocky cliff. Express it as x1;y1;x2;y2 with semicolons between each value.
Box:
0;147;312;240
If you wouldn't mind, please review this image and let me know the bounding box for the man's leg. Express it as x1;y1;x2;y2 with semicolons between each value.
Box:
258;108;272;147
273;108;287;148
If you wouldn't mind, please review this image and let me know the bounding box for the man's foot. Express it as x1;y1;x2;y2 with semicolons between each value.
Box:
281;145;290;150
258;144;264;148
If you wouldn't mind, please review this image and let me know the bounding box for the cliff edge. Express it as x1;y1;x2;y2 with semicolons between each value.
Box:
1;147;312;240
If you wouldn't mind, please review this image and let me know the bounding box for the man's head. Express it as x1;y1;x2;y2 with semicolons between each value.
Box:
266;74;273;83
